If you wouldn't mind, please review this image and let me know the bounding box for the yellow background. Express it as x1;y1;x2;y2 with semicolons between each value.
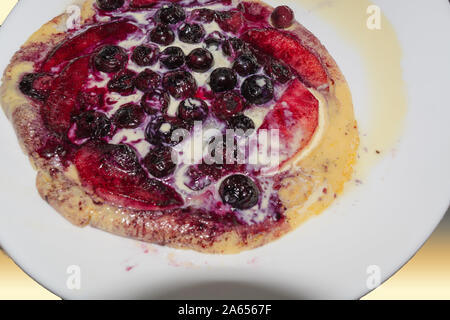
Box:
0;0;449;300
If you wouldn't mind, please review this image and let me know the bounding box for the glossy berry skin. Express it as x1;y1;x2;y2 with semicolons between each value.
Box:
178;98;209;122
209;68;237;93
150;24;175;46
112;103;145;129
107;70;137;95
249;48;271;66
141;89;170;115
162;70;198;100
74;111;111;140
241;75;274;105
227;114;255;132
178;23;205;44
38;138;70;160
143;146;177;178
212;92;244;120
186;48;214;73
19;73;53;101
134;69;161;93
232;54;260;77
96;0;124;11
160;46;185;70
93;45;128;73
264;60;293;84
271;6;294;29
156;4;186;25
219;174;259;209
222;37;249;58
190;8;215;23
145;117;186;146
131;45;159;66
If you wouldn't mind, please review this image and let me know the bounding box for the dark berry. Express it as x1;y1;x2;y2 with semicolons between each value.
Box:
186;48;214;73
143;146;176;178
134;69;161;93
19;73;53;101
74;111;111;139
241;75;274;105
219;174;259;209
249;47;271;66
38;137;70;160
93;45;128;73
209;68;237;93
77;89;105;110
141;89;170;115
178;23;205;44
271;6;294;29
160;46;185;70
232;54;260;77
150;24;175;46
212;92;244;119
112;103;145;129
264;60;292;84
131;45;159;66
227;114;255;132
155;4;186;25
222;37;248;57
178;98;208;122
96;0;124;11
190;8;215;23
145;117;187;146
107;70;136;95
162;70;198;100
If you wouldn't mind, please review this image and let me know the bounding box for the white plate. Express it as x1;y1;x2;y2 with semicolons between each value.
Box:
0;0;449;299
